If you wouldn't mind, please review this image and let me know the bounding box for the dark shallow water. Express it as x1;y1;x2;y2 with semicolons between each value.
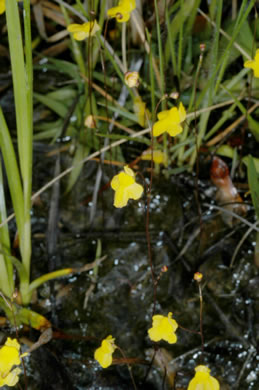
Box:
4;149;256;390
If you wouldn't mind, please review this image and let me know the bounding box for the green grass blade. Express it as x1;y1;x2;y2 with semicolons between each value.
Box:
248;155;259;221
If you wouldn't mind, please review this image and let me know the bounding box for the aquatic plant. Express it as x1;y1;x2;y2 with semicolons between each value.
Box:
187;365;220;390
148;312;178;344
0;338;27;387
111;166;144;208
153;102;186;137
94;336;116;368
67;20;100;41
107;0;136;23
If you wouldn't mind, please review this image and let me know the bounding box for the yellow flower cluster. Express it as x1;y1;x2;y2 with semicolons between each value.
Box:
107;0;136;23
0;338;27;387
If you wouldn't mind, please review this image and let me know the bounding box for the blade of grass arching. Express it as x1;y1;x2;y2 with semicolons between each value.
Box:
0;108;24;255
61;3;86;76
183;0;201;44
154;0;165;101
208;0;217;19
189;0;223;168
220;86;259;141
66;143;90;193
96;132;151;146
214;1;251;94
5;0;32;289
146;29;156;119
196;1;253;108
204;102;237;141
248;155;259;219
165;0;198;67
0;162;13;297
165;2;177;75
177;0;184;79
98;37;134;100
98;103;138;122
34;92;69;118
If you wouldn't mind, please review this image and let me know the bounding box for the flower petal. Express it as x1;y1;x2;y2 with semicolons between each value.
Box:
167;123;183;137
157;110;170;120
126;182;144;201
113;187;129;208
178;102;187;122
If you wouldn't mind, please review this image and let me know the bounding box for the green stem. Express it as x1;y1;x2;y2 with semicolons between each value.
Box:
122;22;127;72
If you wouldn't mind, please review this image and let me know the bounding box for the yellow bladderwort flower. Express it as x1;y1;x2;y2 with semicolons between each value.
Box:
111;165;144;208
141;150;168;165
133;96;151;127
148;312;178;344
244;49;259;77
94;335;116;368
153;102;186;137
107;0;136;23
0;338;28;387
67;20;100;41
187;365;220;390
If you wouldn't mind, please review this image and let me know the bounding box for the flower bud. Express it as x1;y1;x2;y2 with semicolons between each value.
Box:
124;71;140;88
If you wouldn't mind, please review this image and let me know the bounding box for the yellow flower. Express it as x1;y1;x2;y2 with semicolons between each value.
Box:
94;335;116;368
107;0;136;23
187;365;220;390
111;165;144;208
0;338;27;387
0;0;5;14
133;96;151;127
244;49;259;78
153;102;186;137
67;20;100;41
141;149;168;165
148;312;178;344
125;71;139;88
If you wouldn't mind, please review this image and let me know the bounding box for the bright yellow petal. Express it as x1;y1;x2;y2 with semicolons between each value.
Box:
141;150;166;165
126;182;143;201
87;20;100;36
168;106;180;123
0;0;5;14
0;338;21;375
67;24;82;33
119;0;136;11
167;123;183;137
111;174;120;191
113;187;129;208
3;368;21;387
107;6;130;22
94;349;112;368
153;119;167;136
157;110;170;120
73;31;88;40
178;102;186;122
244;59;255;69
124;165;134;177
187;367;220;390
